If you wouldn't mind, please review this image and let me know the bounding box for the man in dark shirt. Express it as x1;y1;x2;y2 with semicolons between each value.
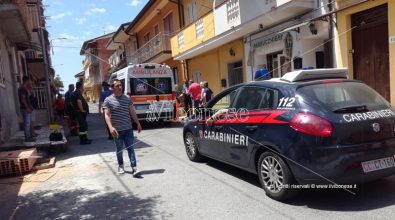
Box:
71;81;91;145
64;84;75;118
18;76;35;142
99;81;113;140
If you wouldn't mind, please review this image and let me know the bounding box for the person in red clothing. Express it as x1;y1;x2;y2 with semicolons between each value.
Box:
188;82;202;110
54;94;65;122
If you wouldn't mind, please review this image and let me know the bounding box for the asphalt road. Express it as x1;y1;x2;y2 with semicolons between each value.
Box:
2;110;395;220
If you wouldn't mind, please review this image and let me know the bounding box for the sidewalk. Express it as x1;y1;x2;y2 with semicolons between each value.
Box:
0;125;68;152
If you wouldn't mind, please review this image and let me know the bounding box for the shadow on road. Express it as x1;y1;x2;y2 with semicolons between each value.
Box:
201;157;395;211
286;177;395;211
13;188;171;219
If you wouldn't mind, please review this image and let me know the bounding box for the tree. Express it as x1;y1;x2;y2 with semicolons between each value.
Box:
54;74;64;89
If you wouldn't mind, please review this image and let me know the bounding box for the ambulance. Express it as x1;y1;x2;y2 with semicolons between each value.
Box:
108;63;176;122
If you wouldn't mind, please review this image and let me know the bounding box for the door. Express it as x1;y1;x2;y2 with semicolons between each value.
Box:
163;12;174;50
277;54;291;77
223;86;276;167
352;4;390;101
199;89;239;159
228;61;243;87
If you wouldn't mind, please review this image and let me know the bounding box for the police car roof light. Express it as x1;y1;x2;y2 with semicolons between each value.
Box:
280;68;348;83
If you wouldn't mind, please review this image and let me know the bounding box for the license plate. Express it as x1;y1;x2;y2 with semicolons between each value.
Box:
361;156;395;173
135;105;149;110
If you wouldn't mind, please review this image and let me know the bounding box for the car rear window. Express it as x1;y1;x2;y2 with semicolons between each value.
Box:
296;82;389;111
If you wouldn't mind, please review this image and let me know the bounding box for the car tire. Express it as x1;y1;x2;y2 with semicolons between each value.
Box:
258;151;299;201
184;132;202;162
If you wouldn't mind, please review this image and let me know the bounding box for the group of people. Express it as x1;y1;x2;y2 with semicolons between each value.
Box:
181;80;213;116
19;77;142;175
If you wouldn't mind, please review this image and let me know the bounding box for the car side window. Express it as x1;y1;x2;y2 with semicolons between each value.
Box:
211;89;238;110
233;87;275;111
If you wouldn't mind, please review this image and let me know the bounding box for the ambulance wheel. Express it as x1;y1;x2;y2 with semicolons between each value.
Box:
184;132;202;162
258;152;299;201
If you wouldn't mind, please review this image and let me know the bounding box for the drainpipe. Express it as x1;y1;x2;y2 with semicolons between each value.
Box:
328;1;335;68
38;27;54;123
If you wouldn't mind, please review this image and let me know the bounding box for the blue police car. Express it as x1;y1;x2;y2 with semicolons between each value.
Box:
183;68;395;201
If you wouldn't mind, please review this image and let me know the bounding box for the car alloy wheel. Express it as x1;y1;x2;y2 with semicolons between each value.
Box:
261;156;284;193
258;151;299;201
184;132;202;161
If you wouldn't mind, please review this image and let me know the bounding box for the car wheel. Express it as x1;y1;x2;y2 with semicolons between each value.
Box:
258;152;299;201
184;132;202;161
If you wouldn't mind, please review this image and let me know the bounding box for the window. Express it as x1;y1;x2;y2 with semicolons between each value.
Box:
154;24;160;36
187;0;197;24
227;0;240;24
195;19;204;39
172;67;179;85
297;82;389;111
178;32;184;49
211;89;238;111
144;32;150;44
234;87;275;111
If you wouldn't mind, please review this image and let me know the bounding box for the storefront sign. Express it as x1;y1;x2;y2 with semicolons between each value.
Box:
253;33;284;49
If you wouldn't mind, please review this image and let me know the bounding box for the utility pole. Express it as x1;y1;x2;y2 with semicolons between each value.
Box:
39;27;54;123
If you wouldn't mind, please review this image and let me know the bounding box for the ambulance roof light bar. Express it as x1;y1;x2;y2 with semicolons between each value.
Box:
280;68;348;83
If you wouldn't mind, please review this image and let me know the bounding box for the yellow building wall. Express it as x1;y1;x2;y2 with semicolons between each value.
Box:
188;50;221;94
218;39;245;85
187;39;245;95
336;0;395;104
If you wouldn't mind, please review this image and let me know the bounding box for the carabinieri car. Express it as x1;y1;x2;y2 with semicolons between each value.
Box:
183;68;395;201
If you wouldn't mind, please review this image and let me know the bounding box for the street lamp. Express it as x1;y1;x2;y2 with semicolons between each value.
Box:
50;37;67;55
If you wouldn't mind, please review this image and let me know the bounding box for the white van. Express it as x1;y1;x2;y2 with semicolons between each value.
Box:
109;63;176;122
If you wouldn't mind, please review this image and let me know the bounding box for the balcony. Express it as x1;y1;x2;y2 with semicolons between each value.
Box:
130;33;172;64
0;0;31;43
171;12;215;58
82;54;99;69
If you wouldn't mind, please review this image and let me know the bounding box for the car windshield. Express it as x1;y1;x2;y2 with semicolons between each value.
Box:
296;82;390;111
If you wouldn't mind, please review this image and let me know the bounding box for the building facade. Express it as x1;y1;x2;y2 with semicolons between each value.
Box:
80;33;114;102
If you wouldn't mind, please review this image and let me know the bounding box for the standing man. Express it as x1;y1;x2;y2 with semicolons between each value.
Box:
103;79;142;175
71;82;92;145
64;84;75;118
182;80;192;116
99;81;113;140
18;76;35;142
188;81;202;111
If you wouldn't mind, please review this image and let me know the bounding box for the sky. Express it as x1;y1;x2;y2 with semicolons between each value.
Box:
43;0;148;91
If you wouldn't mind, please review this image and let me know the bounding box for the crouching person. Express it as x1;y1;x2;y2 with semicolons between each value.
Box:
103;79;142;175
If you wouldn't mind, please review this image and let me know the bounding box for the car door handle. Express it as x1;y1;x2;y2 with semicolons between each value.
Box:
213;125;223;131
245;125;258;132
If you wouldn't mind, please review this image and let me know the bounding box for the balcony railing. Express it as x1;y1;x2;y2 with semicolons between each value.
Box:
130;33;171;64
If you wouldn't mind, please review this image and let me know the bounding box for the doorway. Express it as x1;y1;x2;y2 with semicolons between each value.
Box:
351;4;390;101
228;61;243;87
267;51;290;78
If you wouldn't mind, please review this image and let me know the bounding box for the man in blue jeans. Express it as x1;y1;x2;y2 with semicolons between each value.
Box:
103;79;142;175
18;76;35;142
